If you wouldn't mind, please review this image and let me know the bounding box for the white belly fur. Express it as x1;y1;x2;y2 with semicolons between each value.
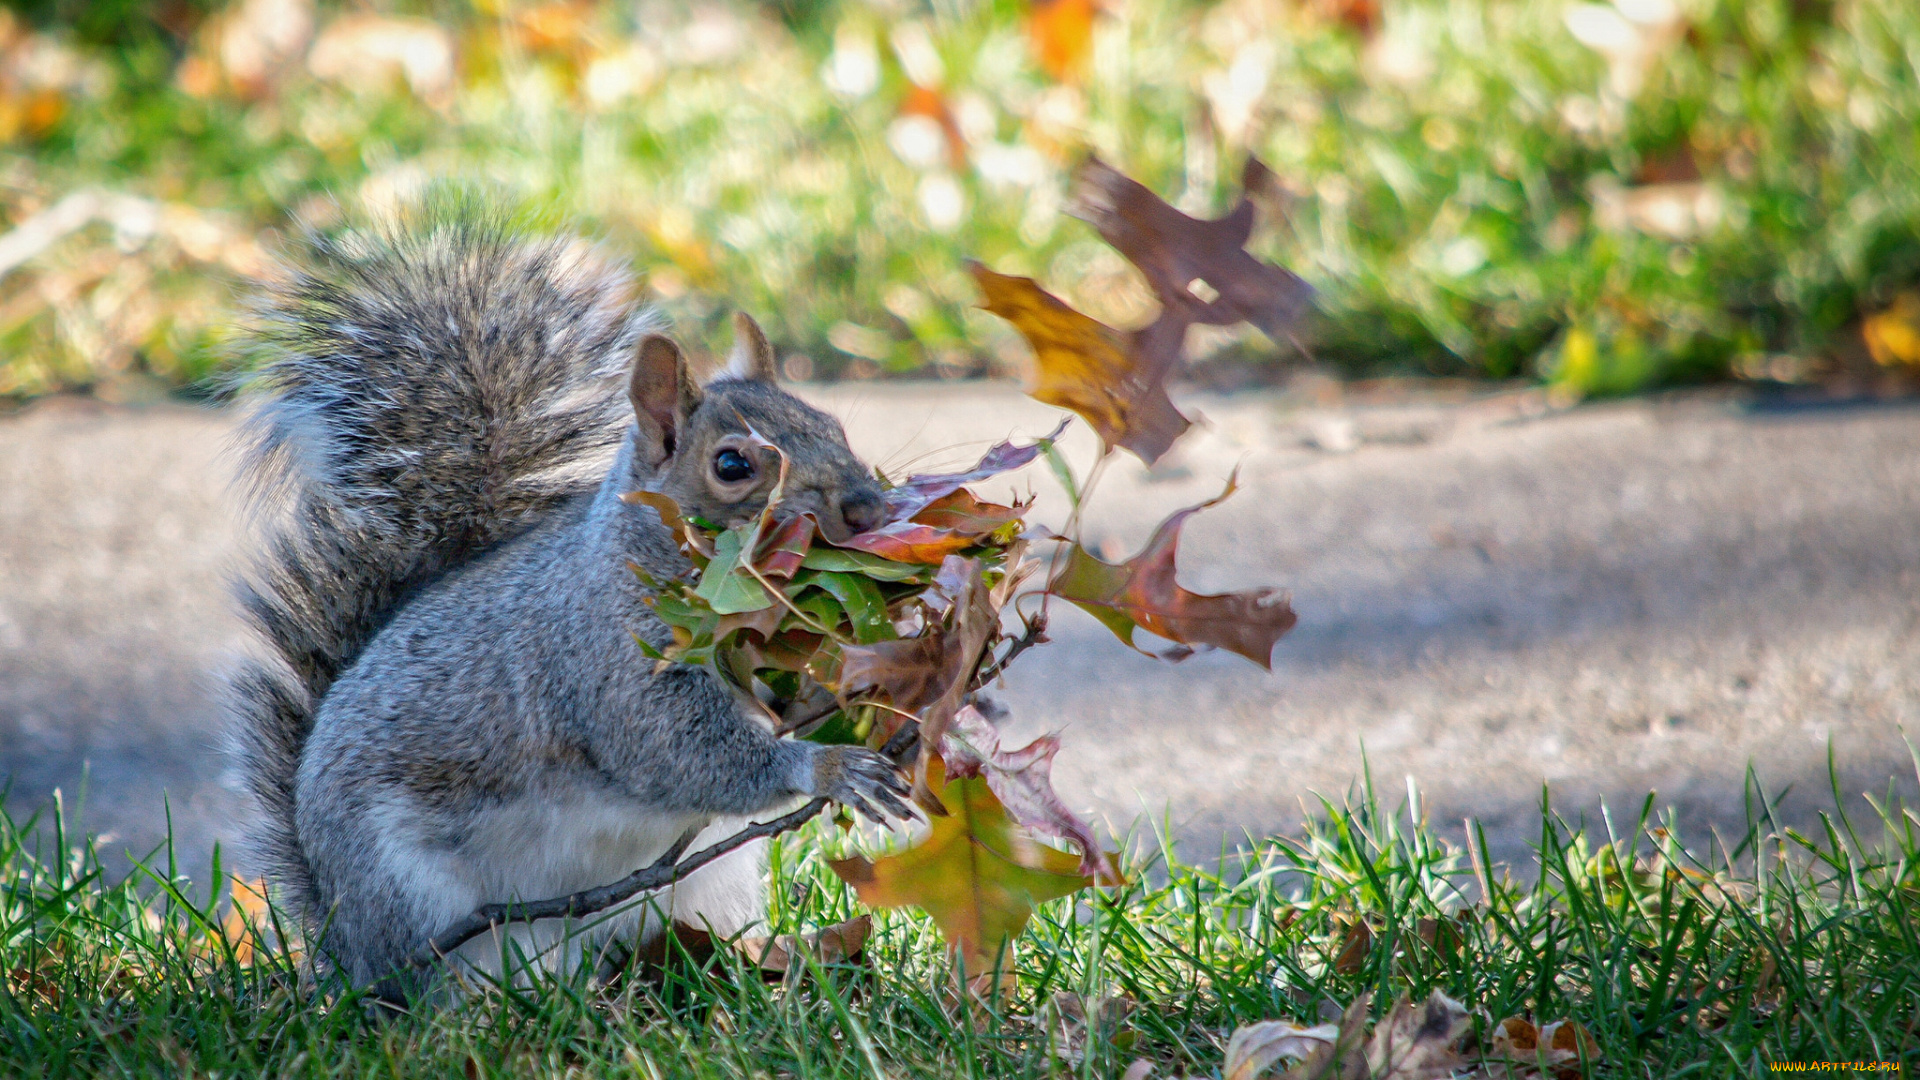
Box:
385;789;771;987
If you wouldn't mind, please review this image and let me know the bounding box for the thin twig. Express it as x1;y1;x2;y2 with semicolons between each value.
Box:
415;797;832;967
974;609;1050;688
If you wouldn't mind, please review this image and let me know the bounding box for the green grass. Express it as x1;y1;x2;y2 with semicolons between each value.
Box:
3;0;1919;398
4;758;1917;1077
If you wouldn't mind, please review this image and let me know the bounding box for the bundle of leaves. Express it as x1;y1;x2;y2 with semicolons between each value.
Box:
614;156;1312;973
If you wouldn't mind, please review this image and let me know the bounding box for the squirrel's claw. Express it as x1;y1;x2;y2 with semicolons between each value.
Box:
818;745;917;824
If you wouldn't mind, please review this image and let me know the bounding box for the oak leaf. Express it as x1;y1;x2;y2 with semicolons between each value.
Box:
829;757;1094;973
971;263;1192;463
1046;474;1296;668
943;704;1121;882
1069;156;1313;345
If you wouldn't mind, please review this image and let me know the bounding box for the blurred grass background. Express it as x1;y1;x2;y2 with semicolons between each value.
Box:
1;0;1918;400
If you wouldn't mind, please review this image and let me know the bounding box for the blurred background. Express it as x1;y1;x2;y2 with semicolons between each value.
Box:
2;0;1919;397
2;0;1918;877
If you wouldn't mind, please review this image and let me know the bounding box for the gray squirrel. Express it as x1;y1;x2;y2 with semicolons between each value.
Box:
226;206;913;1000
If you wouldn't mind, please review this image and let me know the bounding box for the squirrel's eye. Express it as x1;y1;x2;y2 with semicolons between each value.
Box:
713;447;756;484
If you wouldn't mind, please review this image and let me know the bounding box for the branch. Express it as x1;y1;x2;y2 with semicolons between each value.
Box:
414;797;832;967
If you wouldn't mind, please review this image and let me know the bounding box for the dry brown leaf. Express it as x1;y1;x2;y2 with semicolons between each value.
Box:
971;262;1192;463
1069;156;1314;347
1275;992;1371;1080
1361;993;1470;1079
733;915;872;973
837;556;998;812
1047;990;1139;1065
1332;918;1373;975
1224;1019;1340;1080
1486;1015;1601;1079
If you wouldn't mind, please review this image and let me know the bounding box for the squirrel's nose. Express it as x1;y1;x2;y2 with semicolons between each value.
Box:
839;491;885;536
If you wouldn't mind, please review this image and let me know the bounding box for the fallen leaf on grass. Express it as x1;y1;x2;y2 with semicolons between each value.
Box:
1331;917;1373;975
733;915;872;973
1359;993;1471;1080
1486;1016;1600;1079
1046;474;1296;667
1046;990;1138;1065
1226;992;1479;1080
1224;1019;1341;1080
829;757;1096;973
944;704;1122;882
971;263;1192;464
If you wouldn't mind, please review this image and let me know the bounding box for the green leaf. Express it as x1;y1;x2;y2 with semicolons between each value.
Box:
800;709;864;745
789;588;849;635
799;548;937;582
695;528;775;614
1043;438;1081;511
795;570;894;644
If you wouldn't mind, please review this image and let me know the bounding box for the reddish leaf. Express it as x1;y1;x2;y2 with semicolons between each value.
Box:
1045;474;1296;668
835;523;983;565
714;606;784;645
913;489;1029;536
829;757;1093;973
971;264;1191;463
943;705;1121;882
881;420;1068;522
1068;156;1313;345
754;512;816;579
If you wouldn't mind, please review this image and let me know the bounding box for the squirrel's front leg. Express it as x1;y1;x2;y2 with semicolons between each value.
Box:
594;665;913;823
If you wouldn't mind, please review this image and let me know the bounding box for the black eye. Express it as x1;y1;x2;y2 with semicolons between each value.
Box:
713;447;755;484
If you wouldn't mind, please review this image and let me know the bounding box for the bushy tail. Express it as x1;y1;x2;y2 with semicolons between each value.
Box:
226;203;654;921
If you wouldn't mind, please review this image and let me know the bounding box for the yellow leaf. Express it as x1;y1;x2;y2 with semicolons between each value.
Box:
830;758;1093;972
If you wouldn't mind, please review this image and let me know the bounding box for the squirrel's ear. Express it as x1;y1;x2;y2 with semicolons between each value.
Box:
723;312;780;383
630;335;700;467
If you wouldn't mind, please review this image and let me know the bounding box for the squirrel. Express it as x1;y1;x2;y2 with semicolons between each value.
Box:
225;204;914;1001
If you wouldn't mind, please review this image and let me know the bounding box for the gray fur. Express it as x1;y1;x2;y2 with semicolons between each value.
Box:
228;207;905;999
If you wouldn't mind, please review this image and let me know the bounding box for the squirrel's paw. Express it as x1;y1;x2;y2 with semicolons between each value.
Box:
813;746;915;824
